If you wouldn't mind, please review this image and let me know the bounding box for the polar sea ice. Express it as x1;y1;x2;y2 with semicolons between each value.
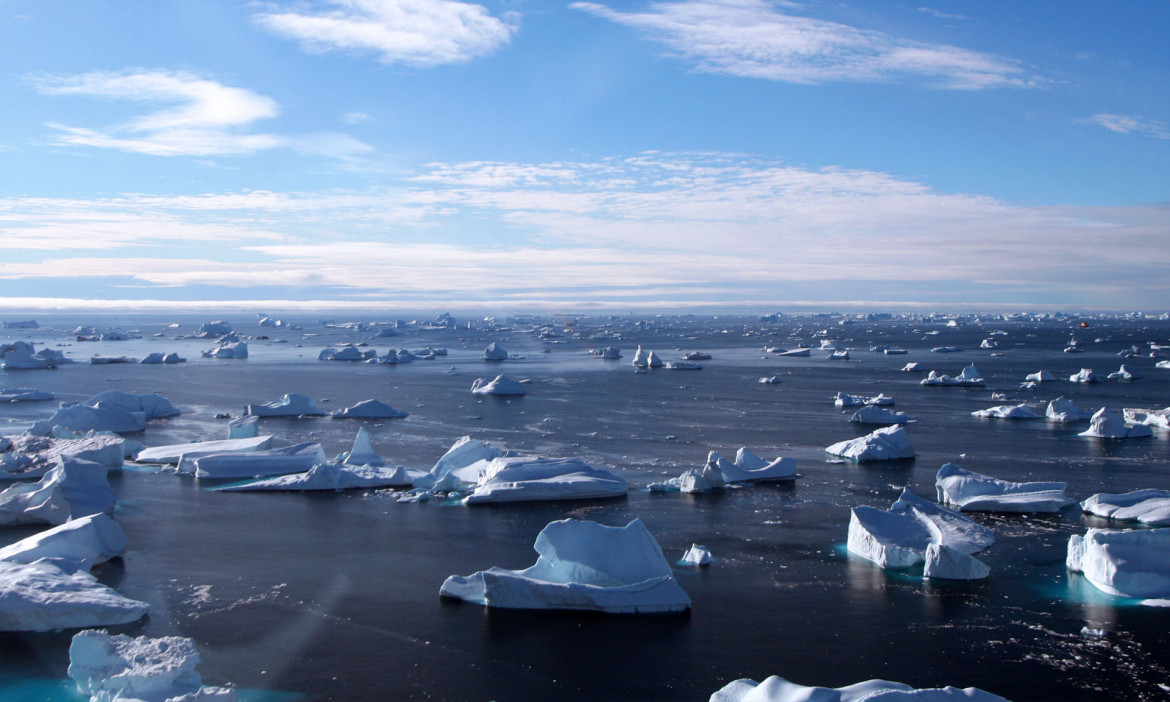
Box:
708;676;1009;702
440;518;691;613
825;425;915;462
1081;489;1170;526
935;463;1075;513
462;456;628;504
245;393;325;417
0;457;115;526
1067;528;1170;601
0;513;126;572
69;629;236;701
0;561;149;632
1078;407;1154;439
470;374;527;396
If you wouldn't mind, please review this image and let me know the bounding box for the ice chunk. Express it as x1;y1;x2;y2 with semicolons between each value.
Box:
589;346;621;359
0;560;149;632
0;387;54;402
825;425;914;462
971;403;1041;419
665;360;702;370
202;341;247;359
181;443;326;479
1024;370;1054;383
90;355;138;365
134;436;273;464
0;433;126;480
1123;407;1170;430
1078;407;1153;438
900;362;921;372
849;405;915;425
776;348;810;357
708;676;1010;701
338;427;384;466
330;399;409;419
470;375;527;396
463;456;628;504
1070;368;1099;383
30;402;146;435
414;436;504;491
717;448;796;483
245;393;325;417
632;345;650;368
1081;489;1170;526
0;513;126;571
0;457;115;526
920;364;983;386
86;390;179;420
833;392;894;408
440;518;690;613
1067;528;1170;600
1;341;70;369
226;415;259;439
482;342;508;361
1046;396;1093;422
68;629;236;701
1107;365;1141;380
681;544;711;565
216;462;420;492
923;543;990;580
935;463;1075;513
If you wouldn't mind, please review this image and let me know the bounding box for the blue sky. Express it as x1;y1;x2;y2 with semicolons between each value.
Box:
1;0;1167;313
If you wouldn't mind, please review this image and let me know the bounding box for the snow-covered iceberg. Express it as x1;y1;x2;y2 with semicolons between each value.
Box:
1123;407;1170;430
215;462;419;492
1046;396;1093;422
0;457;115;526
1024;370;1054;383
935;463;1075;513
202;341;247;359
330;399;408;419
482;342;509;361
139;351;185;364
971;403;1041;419
825;425;914;462
30;402;146;435
1;341;70;370
1067;528;1170;600
462;456;628;504
1107;365;1141;380
337;427;384;466
68;629;236;701
0;560;149;632
1;433;126;480
710;448;796;483
470;375;527;396
849;405;915;425
1078;407;1154;439
134;436;273;464
440;518;690;613
410;436;504;494
179;443;326;479
1069;368;1099;383
245;393;325;417
709;676;1010;701
86;391;179;420
1081;489;1170;526
0;513;126;571
920;364;984;387
833;392;894;408
0;387;54;402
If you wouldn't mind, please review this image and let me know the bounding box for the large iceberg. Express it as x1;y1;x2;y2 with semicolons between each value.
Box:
1078;407;1153;439
1;433;126;480
202;341;247;359
86;391;179;420
134;436;273;464
30;402;146;435
1045;396;1093;422
825;425;914;462
0;560;149;632
1067;528;1170;600
245;393;325;417
330;399;408;419
0;513;126;571
971;403;1041;419
68;629;236;701
708;676;1010;701
470;374;527;396
0;457;116;526
216;462;419;492
178;443;326;479
1081;489;1170;526
935;463;1075;513
440;518;690;613
411;436;505;493
716;448;796;483
462;456;628;504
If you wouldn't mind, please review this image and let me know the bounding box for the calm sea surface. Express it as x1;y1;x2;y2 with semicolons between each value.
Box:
2;313;1168;701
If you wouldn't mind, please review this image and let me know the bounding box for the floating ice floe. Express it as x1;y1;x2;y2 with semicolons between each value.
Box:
849;405;915;425
319;346;375;361
471;375;527;396
87;391;179;420
971;403;1041;419
1067;528;1170;601
651;449;796;494
462;456;628;504
1025;370;1054;383
0;513;126;571
589;346;622;359
0;560;149;632
900;362;921;372
1158;360;1170;369
178;442;326;479
884;348;908;355
0;457;115;526
1078;407;1153;439
826;350;850;360
1081;489;1170;526
68;629;236;701
330;399;409;419
665;360;702;370
920;364;984;387
139;352;185;364
245;393;325;417
482;342;509;361
29;402;146;436
134;436;273;464
935;463;1075;513
776;348;811;357
847;489;993;577
1045;396;1093;422
681;544;712;565
0;433;127;480
825;425;914;462
1;341;71;369
833;392;894;408
440;518;690;613
1106;365;1142;380
90;355;138;365
202;341;247;359
708;676;1010;702
0;387;54;402
1069;368;1099;383
216;462;419;492
684;351;712;361
1123;407;1170;430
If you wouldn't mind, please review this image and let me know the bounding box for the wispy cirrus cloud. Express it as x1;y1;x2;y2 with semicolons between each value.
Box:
30;69;372;158
252;0;519;67
1084;113;1170;140
572;0;1035;89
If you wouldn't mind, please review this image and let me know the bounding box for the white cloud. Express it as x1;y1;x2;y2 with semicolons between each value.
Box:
253;0;519;67
1084;114;1170;140
572;0;1034;89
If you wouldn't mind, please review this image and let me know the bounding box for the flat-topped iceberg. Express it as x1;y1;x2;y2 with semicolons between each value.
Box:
921;364;984;387
1081;489;1170;526
849;405;915;425
86;391;179;420
1123;407;1170;430
68;629;236;701
245;393;325;417
0;513;126;571
1078;407;1153;438
30;402;146;435
1;433;126;480
134;435;273;464
708;676;1010;701
179;442;326;479
330;399;408;419
0;387;54;402
0;457;115;526
935;463;1075;513
471;375;527;396
825;425;914;462
462;456;628;504
1046;396;1093;422
833;392;894;408
971;403;1041;419
215;462;420;492
1067;528;1170;600
440;518;690;613
0;560;149;632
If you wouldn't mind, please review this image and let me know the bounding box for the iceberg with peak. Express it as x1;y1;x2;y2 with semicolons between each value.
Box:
68;629;236;701
1067;528;1170;600
971;403;1041;419
202;340;248;359
708;676;1010;702
1045;396;1093;422
1;341;71;370
632;345;651;368
0;513;126;572
337;427;384;466
462;456;628;504
133;435;273;464
825;425;914;462
1081;489;1170;526
440;518;690;613
410;436;505;494
935;463;1075;513
470;374;527;396
245;393;325;417
482;342;509;361
319;346;375;362
330;399;408;419
1078;407;1153;439
0;457;115;526
849;405;915;425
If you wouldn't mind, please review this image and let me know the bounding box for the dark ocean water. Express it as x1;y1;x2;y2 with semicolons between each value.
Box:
1;313;1168;701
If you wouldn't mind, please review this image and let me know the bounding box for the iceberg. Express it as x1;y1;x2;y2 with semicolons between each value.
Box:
708;677;1010;701
1045;396;1093;422
684;351;712;361
1081;489;1170;526
664;360;702;370
923;543;991;580
758;376;782;384
338;427;384;466
462;456;628;504
319;346;375;361
245;393;325;417
194;320;233;337
935;463;1075;513
825;425;914;462
482;342;509;361
90;355;138;365
646;351;664;368
0;560;149;632
202;341;247;359
1067;528;1170;600
931;346;963;353
440;518;690;613
411;436;505;493
471;375;527;396
86;391;179;420
0;387;54;402
134;435;273;464
0;457;115;526
1078;407;1154;439
1024;370;1054;383
712;448;796;483
1;341;70;370
68;629;236;701
330;399;409;419
632;345;650;368
217;462;420;492
826;349;850;360
849;405;915;425
971;403;1041;419
227;415;259;439
589;347;622;359
681;544;712;566
30;402;146;435
833;392;894;408
900;362;921;372
1123;407;1170;430
1069;368;1099;383
847;489;993;574
140;352;185;364
776;348;811;357
1107;365;1142;380
0;433;126;480
920;364;984;387
179;443;326;479
0;513;126;571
